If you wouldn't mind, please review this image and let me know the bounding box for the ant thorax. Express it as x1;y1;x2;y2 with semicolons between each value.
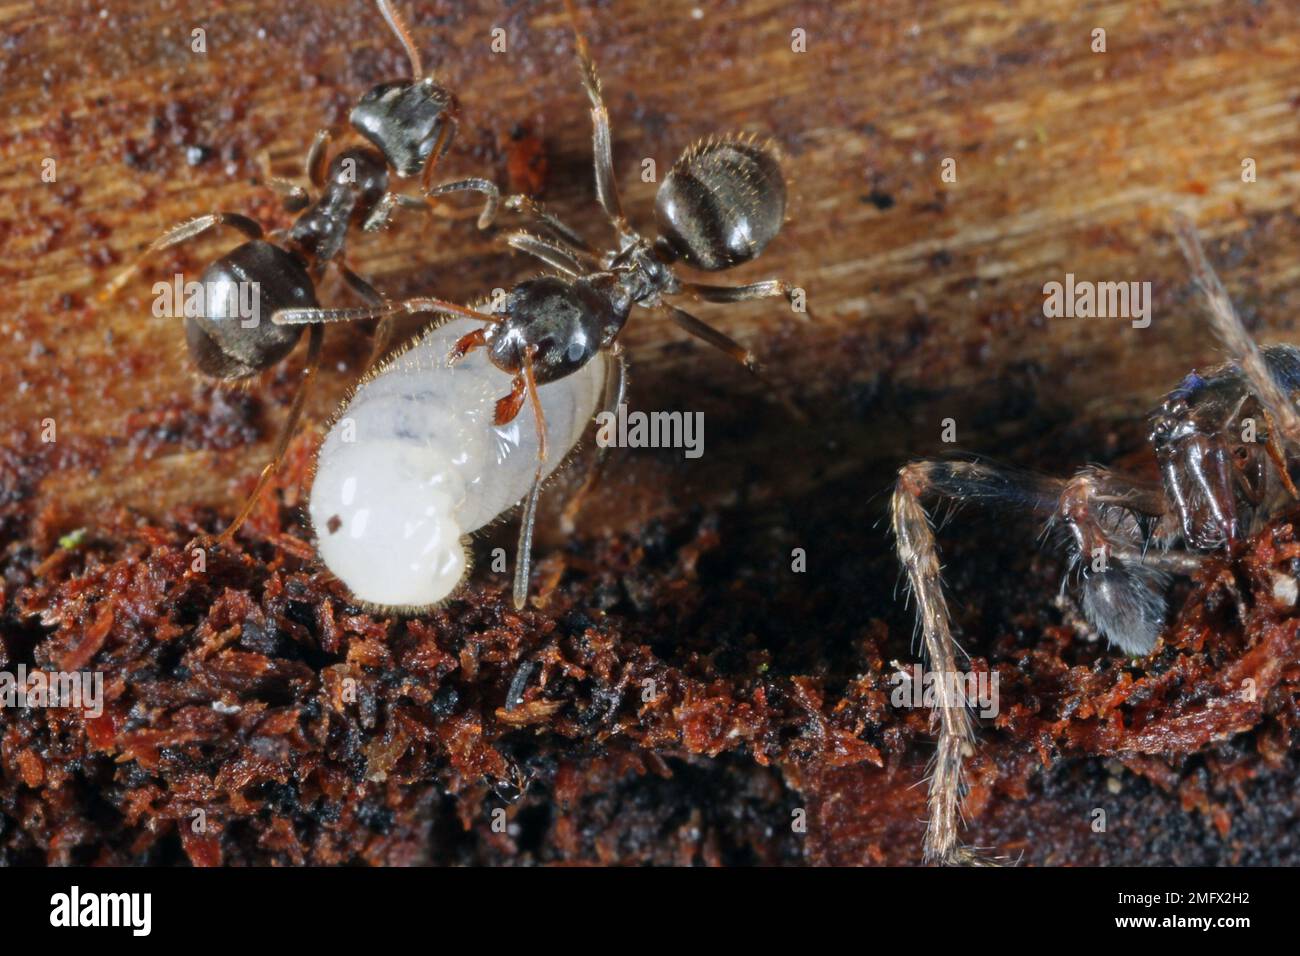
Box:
603;236;682;306
309;316;607;610
286;148;389;267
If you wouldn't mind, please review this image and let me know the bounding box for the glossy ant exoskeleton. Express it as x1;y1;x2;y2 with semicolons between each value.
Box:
424;0;806;377
270;0;808;609
892;214;1300;865
98;0;496;543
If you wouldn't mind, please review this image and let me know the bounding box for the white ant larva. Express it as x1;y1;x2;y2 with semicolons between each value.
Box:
284;0;803;610
308;314;608;611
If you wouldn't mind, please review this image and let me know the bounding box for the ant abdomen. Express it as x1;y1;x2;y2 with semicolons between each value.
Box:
187;241;315;380
654;136;787;271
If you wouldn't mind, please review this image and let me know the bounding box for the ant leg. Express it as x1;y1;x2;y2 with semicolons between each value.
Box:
561;344;626;533
562;0;627;234
678;279;813;319
1174;213;1300;448
661;303;759;371
505;231;587;276
426;178;501;229
337;263;383;307
503;195;597;255
215;323;326;544
494;374;527;425
449;328;487;363
423;178;598;255
269;180;311;213
258;147;311;212
305;127;334;189
892;459;1063;865
512;346;548;610
99;213;264;301
272;297;499;329
335;263;402;367
658;303;806;421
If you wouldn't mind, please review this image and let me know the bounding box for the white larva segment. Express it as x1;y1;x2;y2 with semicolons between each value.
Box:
309;316;606;609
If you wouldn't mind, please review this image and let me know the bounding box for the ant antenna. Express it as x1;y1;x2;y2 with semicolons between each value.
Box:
377;0;424;80
561;0;600;91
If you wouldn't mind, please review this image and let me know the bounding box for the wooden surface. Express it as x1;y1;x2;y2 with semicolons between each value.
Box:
2;0;1300;546
3;0;1300;870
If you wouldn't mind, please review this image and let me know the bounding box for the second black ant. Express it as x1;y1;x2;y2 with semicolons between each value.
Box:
99;0;497;543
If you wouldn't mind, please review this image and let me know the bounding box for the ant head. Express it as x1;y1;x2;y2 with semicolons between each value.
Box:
1150;369;1263;550
485;276;624;385
350;79;457;178
351;0;456;178
654;134;787;271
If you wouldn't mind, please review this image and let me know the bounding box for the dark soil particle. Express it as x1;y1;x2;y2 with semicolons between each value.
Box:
1;431;1299;866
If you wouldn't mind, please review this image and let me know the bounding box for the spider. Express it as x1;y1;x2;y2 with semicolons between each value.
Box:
891;214;1300;864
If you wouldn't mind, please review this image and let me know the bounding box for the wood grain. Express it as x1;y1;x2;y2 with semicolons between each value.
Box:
2;0;1299;542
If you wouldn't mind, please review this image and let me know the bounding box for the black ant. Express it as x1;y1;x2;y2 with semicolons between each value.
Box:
892;214;1300;864
98;0;496;543
269;0;808;607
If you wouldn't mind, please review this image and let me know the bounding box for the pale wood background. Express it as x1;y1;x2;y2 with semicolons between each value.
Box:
1;0;1298;543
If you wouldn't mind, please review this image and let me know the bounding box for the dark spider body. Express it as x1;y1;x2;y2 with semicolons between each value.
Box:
1151;345;1300;550
891;220;1300;866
